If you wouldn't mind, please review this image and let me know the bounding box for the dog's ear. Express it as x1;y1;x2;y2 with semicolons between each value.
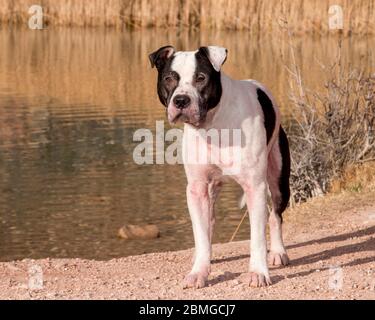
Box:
149;45;175;70
198;46;228;72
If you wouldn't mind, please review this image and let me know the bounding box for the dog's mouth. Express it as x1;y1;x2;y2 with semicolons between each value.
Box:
170;112;199;126
171;113;184;123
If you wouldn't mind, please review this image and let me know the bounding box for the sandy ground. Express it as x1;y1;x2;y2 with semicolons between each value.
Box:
0;191;374;300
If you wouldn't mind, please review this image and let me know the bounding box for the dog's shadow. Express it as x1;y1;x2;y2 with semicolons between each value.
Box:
208;225;375;286
207;271;242;287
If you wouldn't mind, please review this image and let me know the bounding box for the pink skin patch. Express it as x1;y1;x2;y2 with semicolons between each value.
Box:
247;272;272;287
188;182;208;198
183;266;210;289
268;252;289;266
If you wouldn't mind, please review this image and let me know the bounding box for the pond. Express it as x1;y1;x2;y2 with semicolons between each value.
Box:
0;27;373;261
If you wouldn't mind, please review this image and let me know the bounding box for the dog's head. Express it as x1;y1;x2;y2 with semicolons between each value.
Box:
149;46;227;127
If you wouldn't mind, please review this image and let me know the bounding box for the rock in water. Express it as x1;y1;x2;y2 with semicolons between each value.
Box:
118;224;160;240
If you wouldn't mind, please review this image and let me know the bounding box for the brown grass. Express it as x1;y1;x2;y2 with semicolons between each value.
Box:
330;161;375;193
0;0;374;34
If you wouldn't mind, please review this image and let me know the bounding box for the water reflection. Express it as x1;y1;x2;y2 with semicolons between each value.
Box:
0;27;373;261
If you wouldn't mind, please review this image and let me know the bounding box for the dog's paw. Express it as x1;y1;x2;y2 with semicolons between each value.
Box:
268;252;289;267
247;272;272;288
183;272;208;289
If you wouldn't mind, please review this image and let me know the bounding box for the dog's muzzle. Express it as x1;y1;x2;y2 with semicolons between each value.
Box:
168;95;201;126
173;95;191;110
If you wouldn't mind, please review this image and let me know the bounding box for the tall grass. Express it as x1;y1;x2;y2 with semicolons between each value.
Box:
0;0;374;34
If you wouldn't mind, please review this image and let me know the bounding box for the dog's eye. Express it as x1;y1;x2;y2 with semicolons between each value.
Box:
196;73;206;83
164;75;173;83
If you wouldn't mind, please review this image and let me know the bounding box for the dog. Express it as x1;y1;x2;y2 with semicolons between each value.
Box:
149;45;291;288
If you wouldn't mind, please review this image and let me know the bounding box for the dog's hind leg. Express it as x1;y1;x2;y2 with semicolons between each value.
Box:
267;126;291;266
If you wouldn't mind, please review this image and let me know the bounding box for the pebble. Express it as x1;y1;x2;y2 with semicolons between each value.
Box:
118;224;160;240
233;280;240;286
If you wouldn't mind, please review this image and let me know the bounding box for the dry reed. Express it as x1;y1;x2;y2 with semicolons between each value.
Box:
0;0;374;34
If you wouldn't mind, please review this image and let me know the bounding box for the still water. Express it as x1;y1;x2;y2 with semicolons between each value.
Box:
0;27;373;261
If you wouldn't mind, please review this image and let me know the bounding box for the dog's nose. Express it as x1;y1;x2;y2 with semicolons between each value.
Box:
173;95;191;109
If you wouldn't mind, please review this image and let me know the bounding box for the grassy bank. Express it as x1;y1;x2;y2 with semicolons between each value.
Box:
0;0;374;34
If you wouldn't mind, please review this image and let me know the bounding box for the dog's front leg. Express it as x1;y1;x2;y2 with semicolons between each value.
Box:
244;181;272;287
183;180;211;289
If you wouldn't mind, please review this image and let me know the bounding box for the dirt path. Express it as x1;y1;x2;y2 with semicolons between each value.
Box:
0;191;374;300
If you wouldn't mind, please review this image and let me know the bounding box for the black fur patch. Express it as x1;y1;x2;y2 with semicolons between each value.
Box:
149;46;179;107
149;45;174;70
194;47;223;119
276;126;291;221
256;88;276;145
156;61;180;108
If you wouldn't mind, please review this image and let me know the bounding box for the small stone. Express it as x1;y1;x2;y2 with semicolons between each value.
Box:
118;224;160;240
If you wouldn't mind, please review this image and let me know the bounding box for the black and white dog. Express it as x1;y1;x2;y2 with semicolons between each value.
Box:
149;46;290;288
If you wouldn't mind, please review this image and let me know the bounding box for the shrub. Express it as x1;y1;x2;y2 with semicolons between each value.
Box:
285;40;375;204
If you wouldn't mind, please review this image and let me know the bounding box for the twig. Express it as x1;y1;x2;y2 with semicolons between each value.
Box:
229;210;248;242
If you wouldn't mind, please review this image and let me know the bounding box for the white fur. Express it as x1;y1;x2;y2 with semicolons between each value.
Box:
169;52;201;125
154;49;288;287
205;46;227;72
182;71;283;286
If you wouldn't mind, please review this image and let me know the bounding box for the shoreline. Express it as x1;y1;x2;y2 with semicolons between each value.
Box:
1;191;374;300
